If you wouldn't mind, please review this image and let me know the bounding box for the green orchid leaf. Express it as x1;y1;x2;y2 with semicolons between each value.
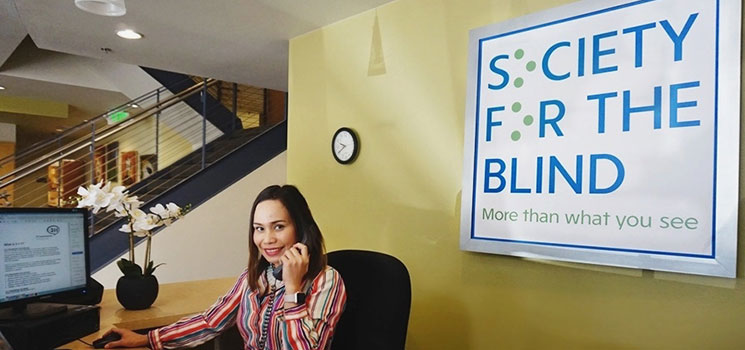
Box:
144;261;165;276
117;258;143;277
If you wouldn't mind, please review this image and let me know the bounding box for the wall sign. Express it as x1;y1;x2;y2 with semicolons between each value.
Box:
460;0;741;277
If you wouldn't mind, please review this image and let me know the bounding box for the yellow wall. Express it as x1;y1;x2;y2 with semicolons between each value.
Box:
0;95;68;118
288;0;745;349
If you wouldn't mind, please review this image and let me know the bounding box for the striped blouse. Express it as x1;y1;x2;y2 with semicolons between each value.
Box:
147;266;347;350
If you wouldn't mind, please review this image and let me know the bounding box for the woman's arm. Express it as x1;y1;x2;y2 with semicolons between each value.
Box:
147;270;248;350
282;267;347;350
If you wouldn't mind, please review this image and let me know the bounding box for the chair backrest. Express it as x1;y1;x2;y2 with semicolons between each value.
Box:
326;250;411;350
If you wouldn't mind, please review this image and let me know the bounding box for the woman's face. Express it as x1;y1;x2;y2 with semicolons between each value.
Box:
252;199;298;267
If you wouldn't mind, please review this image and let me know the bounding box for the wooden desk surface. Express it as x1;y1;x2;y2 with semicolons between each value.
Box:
62;276;236;349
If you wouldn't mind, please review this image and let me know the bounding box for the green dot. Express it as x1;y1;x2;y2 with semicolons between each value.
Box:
511;131;521;141
523;115;534;126
511;102;521;113
514;78;524;88
514;49;524;59
526;61;537;72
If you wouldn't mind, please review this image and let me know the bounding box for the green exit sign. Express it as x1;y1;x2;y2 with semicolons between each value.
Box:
107;111;129;124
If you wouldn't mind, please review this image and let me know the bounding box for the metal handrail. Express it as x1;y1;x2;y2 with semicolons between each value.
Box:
0;75;197;166
0;79;216;187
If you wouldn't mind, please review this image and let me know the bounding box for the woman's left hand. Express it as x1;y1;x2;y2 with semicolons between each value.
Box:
281;242;309;293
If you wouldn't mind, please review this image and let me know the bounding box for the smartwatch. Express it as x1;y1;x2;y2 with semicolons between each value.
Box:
285;292;306;304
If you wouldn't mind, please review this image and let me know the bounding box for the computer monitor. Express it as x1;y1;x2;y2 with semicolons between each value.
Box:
0;208;90;320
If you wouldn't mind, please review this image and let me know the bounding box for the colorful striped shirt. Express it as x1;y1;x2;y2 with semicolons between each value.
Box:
147;266;346;350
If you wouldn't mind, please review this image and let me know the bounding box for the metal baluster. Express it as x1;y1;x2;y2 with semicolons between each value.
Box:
155;89;160;172
233;83;238;132
56;138;62;207
89;122;96;235
202;78;207;170
262;88;268;127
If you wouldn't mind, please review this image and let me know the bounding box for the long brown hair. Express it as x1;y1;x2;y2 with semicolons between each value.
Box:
247;185;327;290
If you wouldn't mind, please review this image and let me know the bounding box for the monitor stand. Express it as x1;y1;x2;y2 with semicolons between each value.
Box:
0;303;67;321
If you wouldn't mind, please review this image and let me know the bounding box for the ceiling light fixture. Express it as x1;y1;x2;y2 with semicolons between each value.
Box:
116;29;143;40
0;86;5;90
75;0;126;16
130;103;139;108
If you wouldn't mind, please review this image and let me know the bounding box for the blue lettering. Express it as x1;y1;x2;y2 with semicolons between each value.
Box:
510;158;531;193
622;22;656;68
589;154;625;194
549;155;582;194
577;38;586;77
484;158;506;193
482;154;624;195
536;156;544;194
587;92;618;134
488;55;510;90
669;81;700;128
623;86;662;131
539;100;565;138
486;106;505;141
542;41;571;81
592;31;618;74
660;13;698;62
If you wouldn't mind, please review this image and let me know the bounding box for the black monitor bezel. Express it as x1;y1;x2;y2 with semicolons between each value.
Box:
0;207;91;309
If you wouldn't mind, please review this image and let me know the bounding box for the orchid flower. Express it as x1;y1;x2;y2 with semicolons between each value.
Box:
76;181;187;277
77;182;113;214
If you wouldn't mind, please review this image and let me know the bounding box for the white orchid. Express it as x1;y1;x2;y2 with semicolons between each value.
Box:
166;202;182;218
77;182;113;214
105;184;129;215
75;181;187;277
119;209;159;237
149;202;183;226
149;204;171;226
149;203;168;216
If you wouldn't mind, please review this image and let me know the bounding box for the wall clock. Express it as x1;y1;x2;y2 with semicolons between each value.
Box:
332;127;359;164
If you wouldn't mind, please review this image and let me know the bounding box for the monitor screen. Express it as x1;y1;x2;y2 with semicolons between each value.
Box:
0;208;89;306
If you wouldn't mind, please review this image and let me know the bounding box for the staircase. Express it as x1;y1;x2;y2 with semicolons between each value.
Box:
0;76;287;272
90;121;286;271
142;67;243;134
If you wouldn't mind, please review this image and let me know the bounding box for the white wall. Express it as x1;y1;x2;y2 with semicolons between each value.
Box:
90;61;162;98
90;60;224;152
0;44;119;92
0;0;27;67
93;152;287;288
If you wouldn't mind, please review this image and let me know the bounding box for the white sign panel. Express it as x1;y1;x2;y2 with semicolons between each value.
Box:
461;0;741;277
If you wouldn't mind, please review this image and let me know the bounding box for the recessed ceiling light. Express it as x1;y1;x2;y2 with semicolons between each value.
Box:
130;103;139;108
75;0;126;17
116;29;142;40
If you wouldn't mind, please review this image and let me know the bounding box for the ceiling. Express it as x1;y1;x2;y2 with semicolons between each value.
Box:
4;0;394;92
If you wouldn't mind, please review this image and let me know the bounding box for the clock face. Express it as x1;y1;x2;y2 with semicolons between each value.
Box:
332;128;358;164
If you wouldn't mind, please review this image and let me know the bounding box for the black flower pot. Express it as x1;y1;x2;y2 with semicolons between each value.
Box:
116;275;159;310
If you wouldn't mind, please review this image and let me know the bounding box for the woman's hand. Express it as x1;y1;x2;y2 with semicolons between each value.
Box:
281;242;309;294
102;327;149;348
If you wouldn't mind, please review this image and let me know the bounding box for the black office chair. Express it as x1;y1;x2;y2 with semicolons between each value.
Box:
326;250;411;350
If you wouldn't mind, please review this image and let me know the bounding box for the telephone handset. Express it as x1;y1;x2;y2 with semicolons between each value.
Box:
272;238;308;281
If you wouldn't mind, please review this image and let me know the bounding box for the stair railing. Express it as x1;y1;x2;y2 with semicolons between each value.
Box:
0;76;282;236
0;79;214;187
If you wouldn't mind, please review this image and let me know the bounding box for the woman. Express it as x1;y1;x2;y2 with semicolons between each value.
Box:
103;185;347;349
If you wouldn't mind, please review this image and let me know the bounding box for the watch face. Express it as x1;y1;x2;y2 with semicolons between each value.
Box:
332;128;358;164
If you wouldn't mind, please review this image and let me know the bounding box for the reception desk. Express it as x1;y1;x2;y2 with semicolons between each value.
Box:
61;276;237;349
